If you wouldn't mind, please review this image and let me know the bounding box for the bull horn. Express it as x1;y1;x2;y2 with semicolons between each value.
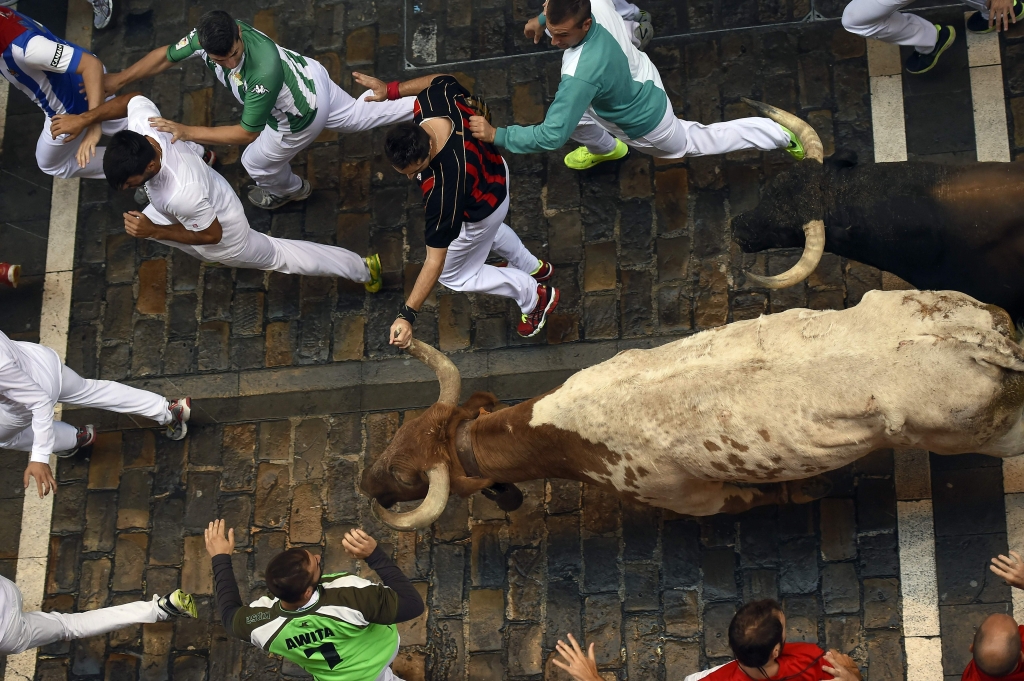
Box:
406;339;461;405
741;98;823;163
744;220;826;289
371;463;451;531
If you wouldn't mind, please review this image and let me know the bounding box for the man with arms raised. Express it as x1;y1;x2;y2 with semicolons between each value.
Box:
51;93;383;287
103;10;415;210
378;74;558;342
205;521;423;681
471;0;802;171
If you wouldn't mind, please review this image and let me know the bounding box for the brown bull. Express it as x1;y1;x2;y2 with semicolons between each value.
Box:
361;290;1024;531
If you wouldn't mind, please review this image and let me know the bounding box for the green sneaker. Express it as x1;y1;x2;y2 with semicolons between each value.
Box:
905;25;956;75
780;126;804;161
364;254;382;293
564;139;628;170
157;589;197;618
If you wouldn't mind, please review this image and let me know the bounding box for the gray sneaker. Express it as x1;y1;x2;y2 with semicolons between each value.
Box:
634;10;654;51
56;425;95;459
89;0;113;29
247;179;312;210
134;185;149;206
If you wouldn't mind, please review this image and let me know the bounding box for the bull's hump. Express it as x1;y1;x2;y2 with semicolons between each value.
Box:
529;290;1024;483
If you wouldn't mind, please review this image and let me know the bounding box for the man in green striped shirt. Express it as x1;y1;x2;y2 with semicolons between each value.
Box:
104;11;415;209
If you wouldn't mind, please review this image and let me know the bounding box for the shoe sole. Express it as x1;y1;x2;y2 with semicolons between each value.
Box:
364;254;382;293
521;288;560;338
564;144;629;171
247;182;312;210
906;27;956;74
169;398;191;441
172;591;198;618
495;261;554;282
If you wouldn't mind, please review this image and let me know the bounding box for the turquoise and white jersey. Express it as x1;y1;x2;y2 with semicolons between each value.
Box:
494;0;667;153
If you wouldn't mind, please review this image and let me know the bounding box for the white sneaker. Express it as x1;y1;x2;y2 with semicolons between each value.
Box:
89;0;113;30
634;10;654;51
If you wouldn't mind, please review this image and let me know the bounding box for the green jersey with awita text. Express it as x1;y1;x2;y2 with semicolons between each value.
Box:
166;21;317;134
230;572;400;681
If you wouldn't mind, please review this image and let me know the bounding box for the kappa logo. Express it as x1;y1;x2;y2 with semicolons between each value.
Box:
250;84;269;95
50;44;63;68
244;611;274;625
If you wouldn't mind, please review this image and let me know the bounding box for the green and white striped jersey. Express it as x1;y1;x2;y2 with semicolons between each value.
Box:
167;21;317;134
231;572;400;681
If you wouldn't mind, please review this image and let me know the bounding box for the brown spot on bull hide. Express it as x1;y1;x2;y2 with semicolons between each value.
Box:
727;453;763;478
623;467;640;489
721;436;750;452
712;461;730;472
758;430;771;442
770;455;782;464
903;292;960;320
637;466;650;478
984;304;1015;339
704;440;722;452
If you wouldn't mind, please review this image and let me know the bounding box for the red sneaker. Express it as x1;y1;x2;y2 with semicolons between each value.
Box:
0;263;20;288
57;424;95;459
517;285;559;338
201;148;217;167
494;260;554;282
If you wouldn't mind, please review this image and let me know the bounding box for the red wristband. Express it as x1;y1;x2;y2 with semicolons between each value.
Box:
386;81;401;101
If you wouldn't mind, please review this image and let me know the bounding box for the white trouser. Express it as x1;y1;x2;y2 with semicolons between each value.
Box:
0;576;168;655
571;101;790;159
242;61;414;197
144;205;370;281
36;116;128;180
438;190;541;314
842;0;986;52
0;364;171;453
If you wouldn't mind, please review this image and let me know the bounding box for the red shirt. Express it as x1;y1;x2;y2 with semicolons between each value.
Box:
697;644;828;681
962;627;1024;681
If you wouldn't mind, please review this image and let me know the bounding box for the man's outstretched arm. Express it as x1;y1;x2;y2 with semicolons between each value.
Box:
205;519;245;633
50;92;142;140
342;529;424;623
123;211;223;246
105;46;177;95
352;72;448;102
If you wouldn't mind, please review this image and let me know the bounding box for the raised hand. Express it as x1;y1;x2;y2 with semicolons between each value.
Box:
552;633;602;681
342;528;378;559
204;519;236;557
353;72;387;102
991;550;1024;589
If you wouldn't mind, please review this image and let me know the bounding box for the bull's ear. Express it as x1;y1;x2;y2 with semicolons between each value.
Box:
460;392;501;413
450;474;497;498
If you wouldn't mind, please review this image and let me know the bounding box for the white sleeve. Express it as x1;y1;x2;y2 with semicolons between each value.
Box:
126;95;163;130
0;358;56;463
22;34;79;74
168;186;217;232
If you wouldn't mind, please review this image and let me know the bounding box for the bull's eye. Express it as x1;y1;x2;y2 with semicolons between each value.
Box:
391;467;420;487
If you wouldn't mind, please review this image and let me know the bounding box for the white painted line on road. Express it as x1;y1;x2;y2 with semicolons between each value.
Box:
1004;457;1024;622
867;39;908;164
5;3;90;679
965;15;1010;162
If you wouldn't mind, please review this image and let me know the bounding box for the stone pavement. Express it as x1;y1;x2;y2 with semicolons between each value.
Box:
1;0;1023;679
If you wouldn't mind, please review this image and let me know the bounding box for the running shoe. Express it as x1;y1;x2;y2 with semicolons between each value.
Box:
157;590;198;618
494;259;554;282
967;0;1024;32
89;0;113;30
517;285;560;338
134;185;149;206
166;397;191;441
247;179;312;210
781;126;804;161
201;148;217;167
634;10;654;51
364;253;382;293
905;25;956;75
0;262;20;288
564;139;628;170
57;424;96;459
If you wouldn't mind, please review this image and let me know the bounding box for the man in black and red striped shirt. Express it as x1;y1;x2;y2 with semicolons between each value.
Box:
369;74;558;346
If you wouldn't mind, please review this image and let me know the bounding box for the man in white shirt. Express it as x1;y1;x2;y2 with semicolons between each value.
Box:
51;93;384;287
0;573;196;656
0;329;189;497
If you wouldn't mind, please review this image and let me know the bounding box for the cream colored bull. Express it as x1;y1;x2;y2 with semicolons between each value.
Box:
362;289;1024;529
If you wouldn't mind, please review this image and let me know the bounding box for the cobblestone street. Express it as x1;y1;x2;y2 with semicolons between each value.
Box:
2;0;1024;679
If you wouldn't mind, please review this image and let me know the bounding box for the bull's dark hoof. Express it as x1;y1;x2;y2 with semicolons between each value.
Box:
787;475;833;504
482;483;524;512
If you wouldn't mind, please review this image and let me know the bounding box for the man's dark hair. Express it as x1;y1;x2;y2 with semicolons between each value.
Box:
384;122;432;170
728;599;785;668
103;130;156;190
547;0;592;27
197;10;239;57
265;549;314;603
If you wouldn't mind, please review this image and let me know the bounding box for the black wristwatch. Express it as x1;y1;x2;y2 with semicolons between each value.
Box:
396;304;418;324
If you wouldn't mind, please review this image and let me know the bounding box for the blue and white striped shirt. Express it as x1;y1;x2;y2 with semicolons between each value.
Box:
0;7;87;118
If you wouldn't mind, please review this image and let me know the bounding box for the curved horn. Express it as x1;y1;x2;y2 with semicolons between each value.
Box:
744;220;826;290
406;339;461;405
741;98;823;163
371;463;451;531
